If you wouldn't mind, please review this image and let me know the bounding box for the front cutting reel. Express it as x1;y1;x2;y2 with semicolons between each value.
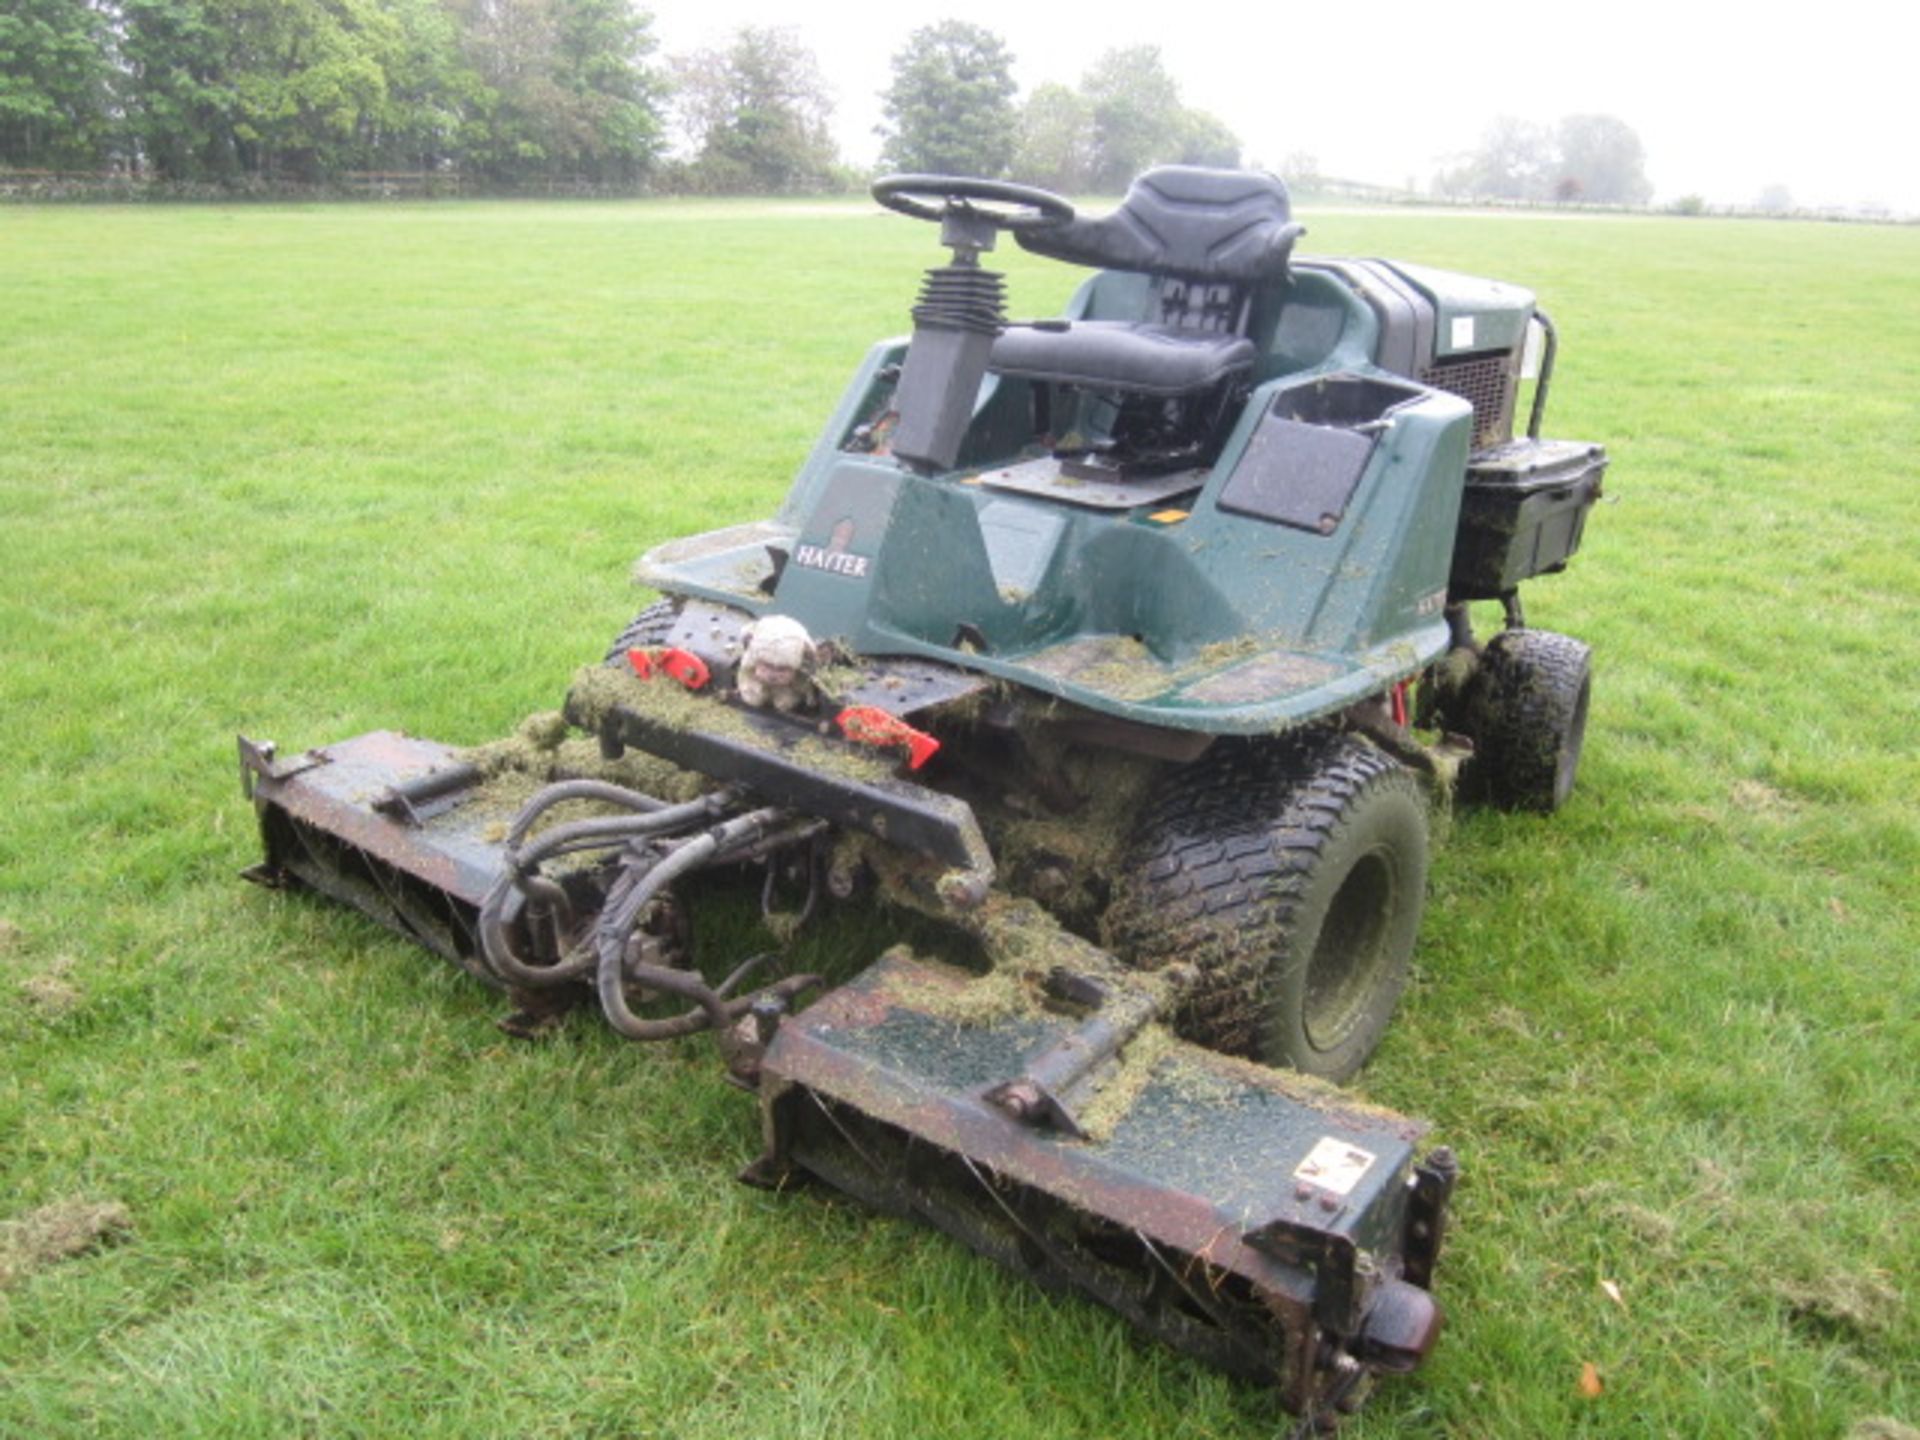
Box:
240;678;1454;1429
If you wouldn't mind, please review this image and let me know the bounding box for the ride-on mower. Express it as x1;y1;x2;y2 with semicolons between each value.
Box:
239;167;1605;1429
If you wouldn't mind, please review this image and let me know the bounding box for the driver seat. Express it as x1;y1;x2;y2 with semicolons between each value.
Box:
988;166;1303;398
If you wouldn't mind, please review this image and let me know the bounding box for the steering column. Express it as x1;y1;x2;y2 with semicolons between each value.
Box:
872;175;1074;473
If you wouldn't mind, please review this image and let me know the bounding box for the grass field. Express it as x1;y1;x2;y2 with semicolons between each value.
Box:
2;198;1916;1438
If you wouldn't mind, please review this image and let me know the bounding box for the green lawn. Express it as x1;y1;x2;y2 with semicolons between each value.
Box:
2;199;1916;1438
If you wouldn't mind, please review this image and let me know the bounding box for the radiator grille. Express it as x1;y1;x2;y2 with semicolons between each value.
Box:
1421;352;1515;450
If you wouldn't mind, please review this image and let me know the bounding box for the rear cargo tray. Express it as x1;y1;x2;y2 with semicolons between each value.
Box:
1450;437;1606;599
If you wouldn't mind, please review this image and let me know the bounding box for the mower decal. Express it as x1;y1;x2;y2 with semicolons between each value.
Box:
792;542;871;579
1293;1136;1378;1197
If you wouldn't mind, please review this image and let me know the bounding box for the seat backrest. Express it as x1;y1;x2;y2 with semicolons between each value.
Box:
1016;167;1303;287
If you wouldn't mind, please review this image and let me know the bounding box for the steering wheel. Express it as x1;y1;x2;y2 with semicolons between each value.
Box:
871;175;1074;233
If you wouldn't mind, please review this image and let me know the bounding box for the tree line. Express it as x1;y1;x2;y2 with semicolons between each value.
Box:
1436;114;1652;206
0;7;1243;194
2;0;664;185
878;27;1238;195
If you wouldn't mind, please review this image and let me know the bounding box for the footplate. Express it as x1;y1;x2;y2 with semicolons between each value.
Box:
755;951;1453;1420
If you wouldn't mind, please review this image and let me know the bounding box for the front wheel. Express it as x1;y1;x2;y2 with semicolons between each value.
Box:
1104;732;1429;1082
1465;628;1592;812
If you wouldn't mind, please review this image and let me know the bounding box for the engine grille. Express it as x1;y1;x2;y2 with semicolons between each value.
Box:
1421;352;1516;450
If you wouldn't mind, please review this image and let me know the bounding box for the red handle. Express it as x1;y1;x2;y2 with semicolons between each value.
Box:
628;647;710;691
835;705;940;770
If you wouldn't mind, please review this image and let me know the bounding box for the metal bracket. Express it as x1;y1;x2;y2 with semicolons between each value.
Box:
1400;1145;1459;1289
370;760;482;827
1244;1217;1364;1336
236;734;323;800
983;967;1181;1137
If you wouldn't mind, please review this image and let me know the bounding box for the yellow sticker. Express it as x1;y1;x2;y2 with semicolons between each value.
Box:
1147;509;1190;524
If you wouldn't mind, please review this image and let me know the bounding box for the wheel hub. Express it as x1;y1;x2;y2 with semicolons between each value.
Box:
1303;848;1397;1052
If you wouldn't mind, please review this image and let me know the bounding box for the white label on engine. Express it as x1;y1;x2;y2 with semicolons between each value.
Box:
1451;315;1477;350
1294;1137;1377;1196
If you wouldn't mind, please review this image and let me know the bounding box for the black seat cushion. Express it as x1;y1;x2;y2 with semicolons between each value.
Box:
1015;166;1302;284
990;322;1255;397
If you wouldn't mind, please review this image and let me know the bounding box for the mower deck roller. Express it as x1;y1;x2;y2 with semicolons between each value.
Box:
757;953;1452;1415
239;722;1454;1425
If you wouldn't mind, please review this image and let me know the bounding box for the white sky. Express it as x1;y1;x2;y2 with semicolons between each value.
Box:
652;0;1920;214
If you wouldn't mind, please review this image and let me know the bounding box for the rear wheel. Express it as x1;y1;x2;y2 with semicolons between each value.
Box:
1466;628;1592;812
1104;732;1429;1081
605;599;677;664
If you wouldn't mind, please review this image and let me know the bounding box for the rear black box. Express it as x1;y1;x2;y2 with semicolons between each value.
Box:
1449;438;1606;600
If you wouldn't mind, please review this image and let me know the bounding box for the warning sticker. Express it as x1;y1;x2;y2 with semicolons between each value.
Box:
1450;315;1476;350
1293;1137;1378;1197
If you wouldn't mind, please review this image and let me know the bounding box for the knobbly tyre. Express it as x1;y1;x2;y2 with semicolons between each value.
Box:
239;165;1605;1431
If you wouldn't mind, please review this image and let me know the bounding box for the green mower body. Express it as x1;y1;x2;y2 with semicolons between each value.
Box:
640;247;1581;736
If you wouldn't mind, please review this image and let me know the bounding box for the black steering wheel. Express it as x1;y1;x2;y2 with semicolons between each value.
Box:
871;175;1074;233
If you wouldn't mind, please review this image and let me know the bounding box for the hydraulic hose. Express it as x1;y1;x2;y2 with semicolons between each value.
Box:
592;808;777;1039
477;787;728;988
477;779;823;1043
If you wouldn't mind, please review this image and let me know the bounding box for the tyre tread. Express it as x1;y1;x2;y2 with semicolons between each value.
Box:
605;599;678;664
1105;731;1422;1065
1468;628;1592;811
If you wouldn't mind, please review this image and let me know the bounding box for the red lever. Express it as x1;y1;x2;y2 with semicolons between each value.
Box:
658;647;710;690
627;647;710;691
835;705;940;771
